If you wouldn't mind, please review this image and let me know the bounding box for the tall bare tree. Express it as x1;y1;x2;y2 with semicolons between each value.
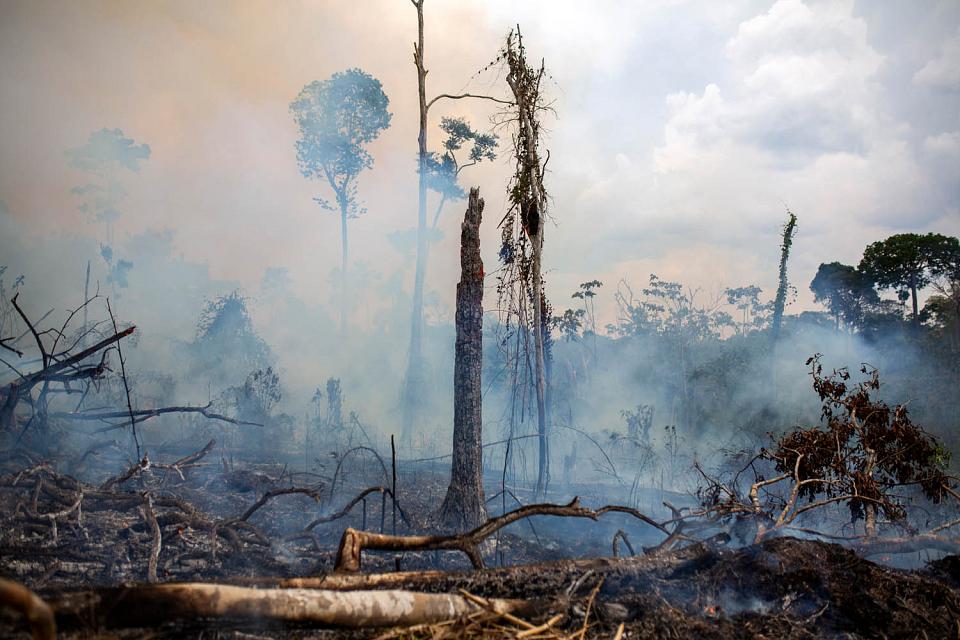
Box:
502;28;551;498
770;209;797;345
438;189;486;530
401;0;509;445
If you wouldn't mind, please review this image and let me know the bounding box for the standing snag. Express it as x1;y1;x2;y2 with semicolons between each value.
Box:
502;27;552;499
439;188;487;531
770;208;797;346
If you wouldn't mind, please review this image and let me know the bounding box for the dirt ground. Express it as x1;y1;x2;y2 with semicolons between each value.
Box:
1;450;958;639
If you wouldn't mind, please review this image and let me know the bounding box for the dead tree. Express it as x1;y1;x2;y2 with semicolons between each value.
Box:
770;208;797;345
439;189;486;530
503;28;552;498
0;294;258;448
400;0;512;445
401;0;431;446
0;293;134;435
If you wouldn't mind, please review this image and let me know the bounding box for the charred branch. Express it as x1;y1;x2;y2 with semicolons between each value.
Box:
0;578;55;640
334;496;667;572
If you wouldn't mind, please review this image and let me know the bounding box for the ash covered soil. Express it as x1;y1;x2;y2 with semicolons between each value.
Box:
1;457;958;639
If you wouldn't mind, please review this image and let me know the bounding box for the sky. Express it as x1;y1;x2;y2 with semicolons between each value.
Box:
1;0;958;329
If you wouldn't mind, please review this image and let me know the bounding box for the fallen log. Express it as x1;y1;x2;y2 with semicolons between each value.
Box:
852;534;960;557
0;578;55;640
53;583;534;629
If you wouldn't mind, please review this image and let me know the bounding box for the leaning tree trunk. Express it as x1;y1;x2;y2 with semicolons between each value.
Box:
439;189;487;531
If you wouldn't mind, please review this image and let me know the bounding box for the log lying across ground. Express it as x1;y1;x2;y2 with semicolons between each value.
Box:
51;583;536;629
0;578;55;640
34;536;960;639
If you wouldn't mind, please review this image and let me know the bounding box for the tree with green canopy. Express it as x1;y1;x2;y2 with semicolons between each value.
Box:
858;233;960;327
810;262;878;332
290;69;392;334
422;117;497;224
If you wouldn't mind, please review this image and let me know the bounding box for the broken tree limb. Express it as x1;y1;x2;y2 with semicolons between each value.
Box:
53;583;535;629
612;529;635;557
100;456;150;491
139;494;161;583
154;438;216;482
0;336;23;358
334;498;688;573
306;486;409;530
0;578;55;640
1;325;135;432
336;500;582;572
238;486;323;522
51;403;262;429
334;496;667;572
106;298;141;457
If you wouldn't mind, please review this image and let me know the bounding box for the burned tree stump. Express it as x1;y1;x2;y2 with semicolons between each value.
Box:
439;188;486;531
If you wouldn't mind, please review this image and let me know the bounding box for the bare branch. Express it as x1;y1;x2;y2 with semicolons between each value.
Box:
238;486;323;522
426;93;514;111
51;404;262;428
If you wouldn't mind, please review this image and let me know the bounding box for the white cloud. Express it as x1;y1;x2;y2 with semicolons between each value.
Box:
924;131;960;156
914;28;960;88
549;0;955;314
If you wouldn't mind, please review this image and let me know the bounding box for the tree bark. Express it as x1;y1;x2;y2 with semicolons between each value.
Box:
0;578;55;640
505;32;550;499
439;188;486;531
401;0;429;446
54;583;531;629
910;273;919;327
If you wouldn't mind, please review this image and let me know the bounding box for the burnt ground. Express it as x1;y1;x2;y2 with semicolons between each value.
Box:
1;448;958;639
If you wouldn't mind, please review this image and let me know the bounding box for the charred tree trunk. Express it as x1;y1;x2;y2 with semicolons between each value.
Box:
439;189;486;530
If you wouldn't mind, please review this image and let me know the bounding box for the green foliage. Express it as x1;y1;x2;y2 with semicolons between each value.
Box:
290;69;392;217
859;233;960;321
550;307;585;341
422;119;496;202
809;262;878;331
608;274;730;341
725;285;772;335
771;210;798;342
